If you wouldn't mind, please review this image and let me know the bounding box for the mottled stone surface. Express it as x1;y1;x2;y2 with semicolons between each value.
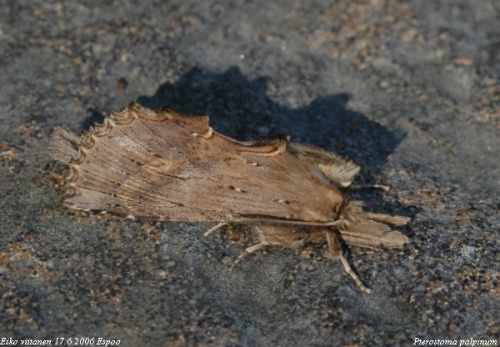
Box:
0;1;498;346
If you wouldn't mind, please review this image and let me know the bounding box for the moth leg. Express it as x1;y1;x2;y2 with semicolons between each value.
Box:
325;230;372;294
351;184;390;192
203;222;227;237
365;213;410;226
229;225;310;271
229;242;268;272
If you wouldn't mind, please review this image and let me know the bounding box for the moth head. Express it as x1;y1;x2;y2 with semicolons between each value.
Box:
299;185;346;222
331;186;349;219
337;198;364;228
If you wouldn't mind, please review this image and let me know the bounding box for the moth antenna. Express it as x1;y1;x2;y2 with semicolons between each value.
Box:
351;184;390;192
203;222;227;237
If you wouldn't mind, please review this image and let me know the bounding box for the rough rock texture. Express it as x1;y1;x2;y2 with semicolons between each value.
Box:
0;1;498;346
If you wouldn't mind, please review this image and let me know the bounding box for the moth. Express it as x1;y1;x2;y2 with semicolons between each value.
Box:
49;102;410;293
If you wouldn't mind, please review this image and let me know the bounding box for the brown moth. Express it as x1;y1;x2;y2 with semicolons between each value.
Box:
49;102;410;293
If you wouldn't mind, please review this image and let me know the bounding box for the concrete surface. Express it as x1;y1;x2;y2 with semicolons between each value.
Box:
0;1;498;346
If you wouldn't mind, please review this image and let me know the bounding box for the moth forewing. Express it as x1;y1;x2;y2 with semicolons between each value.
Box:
49;102;410;293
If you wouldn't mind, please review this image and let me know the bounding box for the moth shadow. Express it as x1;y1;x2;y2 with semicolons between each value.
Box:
137;66;404;180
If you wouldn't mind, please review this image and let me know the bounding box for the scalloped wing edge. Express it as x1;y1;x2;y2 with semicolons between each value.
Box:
48;102;209;202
